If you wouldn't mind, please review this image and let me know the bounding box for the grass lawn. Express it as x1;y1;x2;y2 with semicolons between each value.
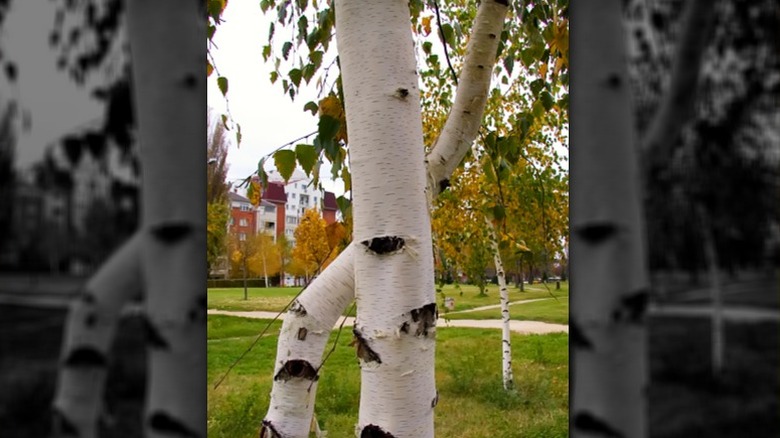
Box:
207;282;568;317
648;317;780;438
207;315;569;438
445;296;569;324
0;304;146;438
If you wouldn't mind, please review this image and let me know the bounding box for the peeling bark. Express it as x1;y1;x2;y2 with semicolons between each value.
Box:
486;220;514;390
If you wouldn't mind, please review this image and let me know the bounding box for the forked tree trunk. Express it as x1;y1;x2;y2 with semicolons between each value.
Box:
260;2;508;435
486;219;514;390
126;0;206;436
570;1;649;437
337;1;437;435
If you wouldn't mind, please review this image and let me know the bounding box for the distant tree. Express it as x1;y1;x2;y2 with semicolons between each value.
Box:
247;233;282;287
291;209;331;281
207;109;230;274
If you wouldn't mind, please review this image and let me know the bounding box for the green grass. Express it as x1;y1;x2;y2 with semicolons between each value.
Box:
207;282;568;317
207;287;304;312
648;317;780;438
207;315;568;438
445;295;569;324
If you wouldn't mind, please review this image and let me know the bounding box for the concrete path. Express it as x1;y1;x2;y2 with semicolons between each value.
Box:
207;309;569;335
648;303;780;322
446;297;554;314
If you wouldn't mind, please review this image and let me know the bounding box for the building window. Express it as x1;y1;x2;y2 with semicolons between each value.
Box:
314;196;317;204
240;204;251;211
239;232;246;241
265;205;274;213
292;193;296;199
229;217;234;225
239;218;248;227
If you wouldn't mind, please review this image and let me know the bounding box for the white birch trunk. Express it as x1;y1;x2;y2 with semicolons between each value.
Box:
699;205;724;374
486;219;514;390
126;0;207;436
570;1;649;437
337;1;436;436
261;243;357;437
426;0;509;197
52;232;143;437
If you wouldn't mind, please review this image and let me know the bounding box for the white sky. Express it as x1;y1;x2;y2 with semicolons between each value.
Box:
3;1;103;172
206;1;345;197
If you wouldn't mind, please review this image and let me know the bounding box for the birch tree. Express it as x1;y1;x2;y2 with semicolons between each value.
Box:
53;0;206;436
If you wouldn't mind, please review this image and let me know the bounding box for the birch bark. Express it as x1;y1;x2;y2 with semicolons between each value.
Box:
570;1;649;437
53;233;143;437
126;0;207;436
486;219;514;390
336;1;436;435
262;243;356;437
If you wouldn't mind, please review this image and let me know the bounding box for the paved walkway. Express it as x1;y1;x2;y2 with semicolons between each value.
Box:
207;309;570;335
446;297;554;314
648;303;780;322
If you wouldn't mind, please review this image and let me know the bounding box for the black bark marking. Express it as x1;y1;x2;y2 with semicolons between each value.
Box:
431;390;439;408
494;0;509;5
181;73;198;89
395;88;409;99
84;311;98;327
570;319;593;349
274;359;319;382
289;300;307;316
5;62;16;82
488;33;497;39
351;328;382;364
143;317;169;349
399;321;410;334
80;291;96;304
409;302;438;337
260;420;283;438
52;408;80;437
149;411;199;437
477;64;485;69
361;236;405;255
188;294;207;322
297;327;308;340
573;412;625;438
438;178;450;192
64;347;107;367
577;222;618;243
150;223;192;243
612;290;649;324
605;73;622;89
361;424;395;438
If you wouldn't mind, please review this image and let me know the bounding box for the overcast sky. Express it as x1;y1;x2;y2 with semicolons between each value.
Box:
206;1;346;197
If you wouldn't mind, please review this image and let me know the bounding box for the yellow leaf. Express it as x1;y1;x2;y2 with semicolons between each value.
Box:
207;61;214;77
422;16;432;36
539;62;548;80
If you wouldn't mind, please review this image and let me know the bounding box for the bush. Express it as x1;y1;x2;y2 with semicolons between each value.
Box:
207;278;270;288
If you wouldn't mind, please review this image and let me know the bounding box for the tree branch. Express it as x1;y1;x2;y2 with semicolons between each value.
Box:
640;0;716;158
425;0;509;197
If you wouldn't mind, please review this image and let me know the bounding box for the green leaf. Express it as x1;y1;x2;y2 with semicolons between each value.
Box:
306;28;321;51
530;79;545;96
217;76;228;96
273;150;297;182
440;23;456;48
503;54;515;76
336;196;351;217
303;101;319;116
262;45;271;61
302;63;316;83
540;91;555;111
257;158;269;186
221;114;229;130
423;41;432;54
236;124;242;145
341;166;351;193
282;41;293;60
295;144;317;176
270;71;279;84
310;50;323;68
318;115;341;159
289;68;302;88
493;205;506;221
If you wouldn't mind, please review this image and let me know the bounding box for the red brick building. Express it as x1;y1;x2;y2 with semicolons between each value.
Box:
228;191;256;241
